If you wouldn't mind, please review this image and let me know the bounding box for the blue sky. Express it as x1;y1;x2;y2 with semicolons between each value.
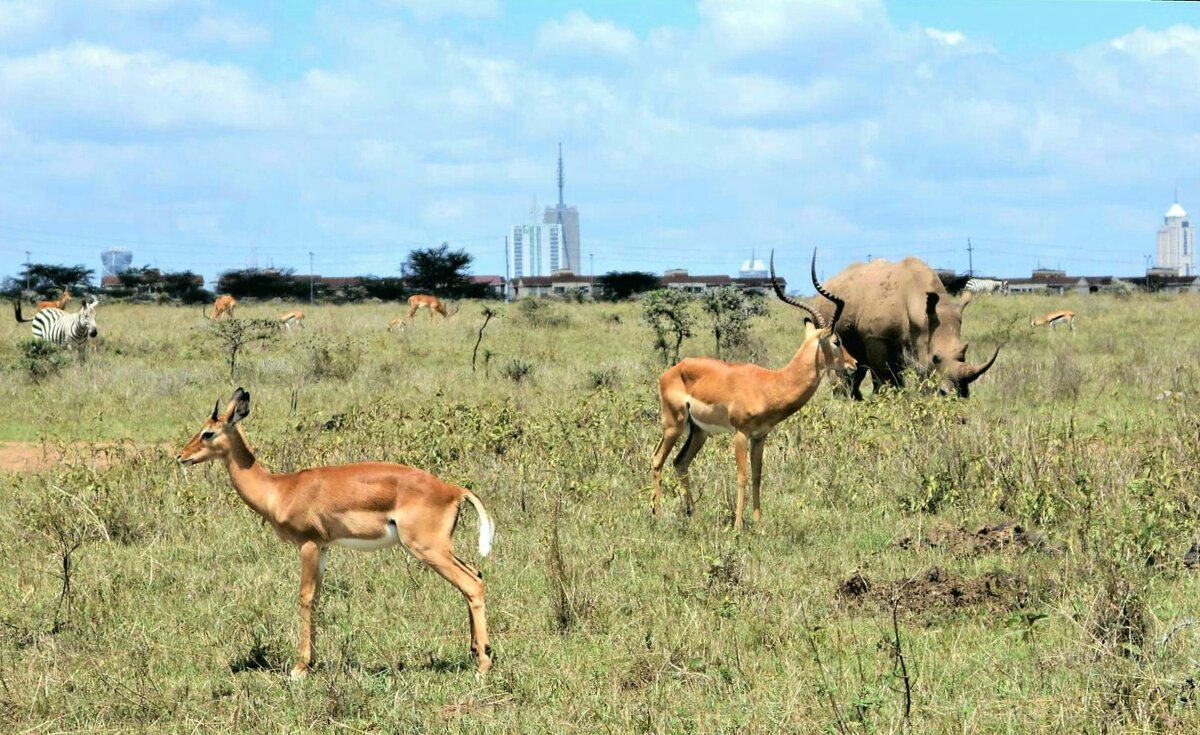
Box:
2;0;1199;289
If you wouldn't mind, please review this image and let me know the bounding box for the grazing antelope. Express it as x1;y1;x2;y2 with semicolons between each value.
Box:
406;294;455;323
1031;309;1074;332
37;286;72;311
207;295;238;320
280;310;305;331
650;251;853;530
176;388;495;677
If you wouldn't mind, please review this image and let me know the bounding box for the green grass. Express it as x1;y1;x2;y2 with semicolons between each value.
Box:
1;294;1199;732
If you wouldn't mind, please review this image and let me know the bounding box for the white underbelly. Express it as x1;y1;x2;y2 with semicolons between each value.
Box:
332;523;401;551
686;396;735;434
691;417;735;434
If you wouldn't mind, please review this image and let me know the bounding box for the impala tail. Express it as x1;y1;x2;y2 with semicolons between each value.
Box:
13;301;32;323
462;490;495;557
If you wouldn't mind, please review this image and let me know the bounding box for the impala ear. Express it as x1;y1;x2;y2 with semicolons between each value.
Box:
211;397;221;422
226;388;251;425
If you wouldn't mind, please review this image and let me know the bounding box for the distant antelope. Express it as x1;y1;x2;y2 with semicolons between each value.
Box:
405;294;456;323
280;310;305;331
1031;309;1074;332
207;295;237;320
37;286;72;311
177;388;496;677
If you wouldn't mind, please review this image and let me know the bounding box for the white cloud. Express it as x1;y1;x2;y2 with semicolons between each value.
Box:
697;0;884;54
188;15;270;48
0;0;49;39
536;11;637;58
925;28;966;47
0;43;285;135
380;0;499;21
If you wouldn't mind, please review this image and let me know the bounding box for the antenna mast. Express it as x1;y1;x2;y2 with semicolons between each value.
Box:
557;142;565;207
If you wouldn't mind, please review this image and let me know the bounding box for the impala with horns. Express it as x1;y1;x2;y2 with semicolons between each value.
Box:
651;251;853;530
37;285;72;311
176;389;496;677
206;294;237;320
812;257;999;399
1032;309;1074;332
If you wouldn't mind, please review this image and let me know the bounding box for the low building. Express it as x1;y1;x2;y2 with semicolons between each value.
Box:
470;275;505;297
509;272;593;298
662;269;785;297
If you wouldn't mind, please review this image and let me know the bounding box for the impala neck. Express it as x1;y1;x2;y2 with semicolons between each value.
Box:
221;426;280;520
777;336;825;407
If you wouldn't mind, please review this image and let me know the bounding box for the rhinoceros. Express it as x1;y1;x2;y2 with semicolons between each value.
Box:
812;256;999;399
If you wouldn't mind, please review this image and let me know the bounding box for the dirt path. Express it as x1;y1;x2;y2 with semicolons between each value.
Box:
0;441;168;473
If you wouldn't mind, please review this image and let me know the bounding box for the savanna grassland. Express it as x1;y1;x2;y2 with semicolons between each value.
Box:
1;292;1199;733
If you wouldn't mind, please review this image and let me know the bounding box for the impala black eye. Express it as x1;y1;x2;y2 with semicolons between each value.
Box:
932;355;942;365
200;431;216;441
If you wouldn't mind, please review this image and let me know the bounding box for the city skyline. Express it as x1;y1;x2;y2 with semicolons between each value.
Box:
2;2;1200;289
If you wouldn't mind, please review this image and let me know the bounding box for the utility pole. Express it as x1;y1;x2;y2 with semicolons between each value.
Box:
308;252;314;304
967;238;974;276
24;250;31;290
504;235;510;302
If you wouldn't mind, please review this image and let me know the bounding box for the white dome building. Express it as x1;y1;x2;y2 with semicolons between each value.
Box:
1157;200;1195;276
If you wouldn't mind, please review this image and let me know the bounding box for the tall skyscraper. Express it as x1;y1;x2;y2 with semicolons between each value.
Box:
543;143;581;274
1157;199;1195;276
510;222;564;278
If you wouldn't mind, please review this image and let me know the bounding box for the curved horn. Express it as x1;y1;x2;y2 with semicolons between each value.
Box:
770;250;825;327
957;346;1000;385
810;249;845;329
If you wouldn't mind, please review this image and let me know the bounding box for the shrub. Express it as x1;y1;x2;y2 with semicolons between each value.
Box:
16;339;69;382
305;337;364;382
502;358;534;383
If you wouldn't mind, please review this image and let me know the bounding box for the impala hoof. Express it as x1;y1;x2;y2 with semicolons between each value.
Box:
289;664;310;680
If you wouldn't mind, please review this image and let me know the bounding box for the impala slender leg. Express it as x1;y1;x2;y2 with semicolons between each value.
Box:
673;428;708;516
734;432;749;530
293;541;324;679
651;424;684;517
407;305;419;322
749;436;765;524
407;542;492;674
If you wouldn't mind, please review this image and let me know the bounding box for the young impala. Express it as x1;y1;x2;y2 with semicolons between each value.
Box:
1031;309;1074;332
37;285;72;311
280;310;305;331
650;251;852;530
176;389;496;677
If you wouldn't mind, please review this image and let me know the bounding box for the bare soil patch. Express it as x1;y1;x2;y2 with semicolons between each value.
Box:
837;566;1047;618
0;441;166;473
895;519;1059;557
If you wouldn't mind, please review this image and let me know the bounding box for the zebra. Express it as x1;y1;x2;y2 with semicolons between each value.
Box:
14;298;100;358
965;277;1009;295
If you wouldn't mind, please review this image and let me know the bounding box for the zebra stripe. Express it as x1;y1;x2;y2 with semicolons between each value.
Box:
32;302;98;352
965;278;1009;294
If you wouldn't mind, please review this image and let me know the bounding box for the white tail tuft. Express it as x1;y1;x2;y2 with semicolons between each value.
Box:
463;491;495;557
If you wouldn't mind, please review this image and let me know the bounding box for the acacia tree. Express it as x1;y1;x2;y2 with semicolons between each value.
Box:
595;271;662;301
3;264;94;298
403;243;491;298
641;289;695;366
700;286;768;359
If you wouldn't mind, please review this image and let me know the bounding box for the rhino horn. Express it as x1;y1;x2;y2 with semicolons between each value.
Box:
956;346;1000;385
